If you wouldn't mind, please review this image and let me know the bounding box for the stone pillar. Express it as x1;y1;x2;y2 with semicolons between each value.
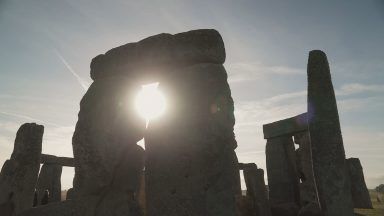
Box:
294;131;322;216
346;158;373;209
36;163;63;204
294;131;320;207
243;164;271;216
265;136;300;206
72;77;146;198
69;29;239;216
307;50;353;215
0;123;43;214
72;57;146;216
145;62;240;216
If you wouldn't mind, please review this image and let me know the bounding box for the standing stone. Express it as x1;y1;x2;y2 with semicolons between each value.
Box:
307;50;353;215
346;158;373;209
72;77;146;198
145;62;240;216
243;164;271;216
66;188;74;200
69;29;238;216
71;61;146;216
294;131;320;209
0;123;43;214
265;136;300;206
36;163;63;204
87;144;145;216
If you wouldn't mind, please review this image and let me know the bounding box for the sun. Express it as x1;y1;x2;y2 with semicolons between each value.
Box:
135;83;166;122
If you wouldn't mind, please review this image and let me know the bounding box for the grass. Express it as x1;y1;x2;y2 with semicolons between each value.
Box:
354;190;384;216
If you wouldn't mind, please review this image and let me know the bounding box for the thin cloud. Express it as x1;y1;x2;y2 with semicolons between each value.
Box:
336;83;384;96
53;49;90;91
0;110;62;127
227;61;304;83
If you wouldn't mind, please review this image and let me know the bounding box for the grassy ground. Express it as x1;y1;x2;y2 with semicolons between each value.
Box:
354;190;384;216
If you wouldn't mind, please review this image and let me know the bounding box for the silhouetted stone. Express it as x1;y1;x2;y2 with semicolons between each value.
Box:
243;164;271;216
376;184;384;193
36;164;62;204
346;158;373;209
270;202;299;216
294;131;320;210
237;195;254;216
33;191;38;207
307;50;353;215
72;77;146;198
265;136;300;206
0;123;43;214
145;62;239;216
41;190;49;205
93;144;145;215
263;113;308;139
66;188;74;200
40;154;74;167
0;192;14;216
90;29;225;80
71;29;238;216
17;200;74;216
298;202;323;216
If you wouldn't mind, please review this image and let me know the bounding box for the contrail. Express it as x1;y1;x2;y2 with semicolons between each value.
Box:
0;111;62;127
53;49;90;91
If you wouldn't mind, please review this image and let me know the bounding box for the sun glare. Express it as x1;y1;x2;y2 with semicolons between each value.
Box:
135;83;166;123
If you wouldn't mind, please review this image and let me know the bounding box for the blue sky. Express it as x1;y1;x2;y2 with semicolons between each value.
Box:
0;0;383;189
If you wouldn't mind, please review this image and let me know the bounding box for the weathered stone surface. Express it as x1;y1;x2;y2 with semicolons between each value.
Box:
0;192;14;216
66;188;74;200
36;163;63;204
17;200;74;216
376;184;384;193
145;63;239;216
298;202;323;216
90;29;225;80
72;76;146;197
72;144;144;216
307;50;353;215
270;202;300;216
73;29;238;216
0;123;43;215
263;113;308;139
346;158;373;209
265;136;300;205
237;195;255;216
243;164;271;216
294;131;320;209
40;154;74;167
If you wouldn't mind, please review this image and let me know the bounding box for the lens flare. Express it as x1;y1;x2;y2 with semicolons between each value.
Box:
135;83;166;122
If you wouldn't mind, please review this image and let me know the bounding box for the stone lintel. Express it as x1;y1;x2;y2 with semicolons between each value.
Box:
263;113;308;139
238;163;257;170
40;154;74;167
